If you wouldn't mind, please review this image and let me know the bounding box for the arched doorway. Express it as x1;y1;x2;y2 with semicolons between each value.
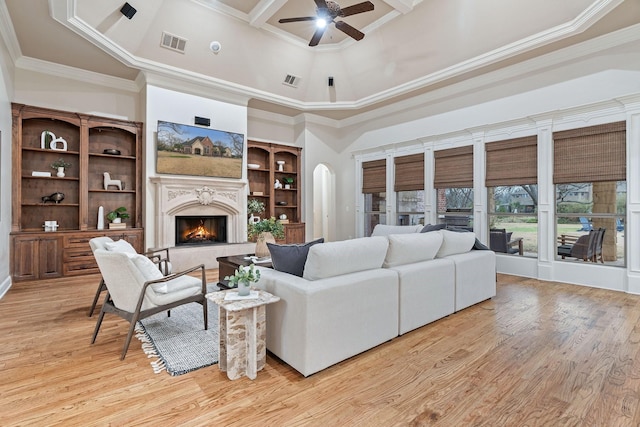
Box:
313;164;335;241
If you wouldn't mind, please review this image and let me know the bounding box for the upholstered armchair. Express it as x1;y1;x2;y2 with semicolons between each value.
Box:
90;243;207;360
88;237;173;316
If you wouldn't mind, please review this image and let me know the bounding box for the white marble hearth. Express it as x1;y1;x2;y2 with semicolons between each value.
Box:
150;176;255;271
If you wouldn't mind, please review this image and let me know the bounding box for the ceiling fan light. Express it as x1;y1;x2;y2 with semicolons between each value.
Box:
316;18;327;28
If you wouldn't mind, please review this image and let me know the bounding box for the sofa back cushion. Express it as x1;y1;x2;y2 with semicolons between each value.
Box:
436;229;476;257
383;232;444;267
303;236;389;280
371;224;422;237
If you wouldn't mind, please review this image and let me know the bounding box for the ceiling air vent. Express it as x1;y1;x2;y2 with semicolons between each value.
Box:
160;32;187;53
283;74;300;88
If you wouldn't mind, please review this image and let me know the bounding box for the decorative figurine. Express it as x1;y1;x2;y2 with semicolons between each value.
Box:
274;179;283;189
42;192;65;204
103;172;122;190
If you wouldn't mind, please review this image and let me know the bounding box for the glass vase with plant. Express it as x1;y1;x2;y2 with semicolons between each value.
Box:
224;264;261;296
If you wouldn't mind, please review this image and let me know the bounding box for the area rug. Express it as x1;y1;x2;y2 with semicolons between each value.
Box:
134;284;219;376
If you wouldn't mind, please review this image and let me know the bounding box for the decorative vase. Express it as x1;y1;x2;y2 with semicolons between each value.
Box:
237;280;251;296
255;231;275;258
249;214;260;225
56;167;65;177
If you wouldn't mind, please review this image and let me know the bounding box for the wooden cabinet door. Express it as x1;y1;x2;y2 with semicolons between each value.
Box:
12;236;39;281
39;236;62;279
11;235;62;280
284;223;305;244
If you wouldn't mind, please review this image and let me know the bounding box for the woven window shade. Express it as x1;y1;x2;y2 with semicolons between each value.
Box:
394;153;424;192
362;159;386;193
553;121;626;184
434;146;473;188
485;136;537;187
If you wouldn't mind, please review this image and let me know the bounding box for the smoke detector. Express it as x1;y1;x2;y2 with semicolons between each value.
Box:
209;41;222;54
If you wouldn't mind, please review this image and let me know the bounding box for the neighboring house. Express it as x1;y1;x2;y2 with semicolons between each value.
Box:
182;136;215;156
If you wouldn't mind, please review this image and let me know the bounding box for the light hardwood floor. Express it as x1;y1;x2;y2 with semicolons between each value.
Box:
2;272;640;426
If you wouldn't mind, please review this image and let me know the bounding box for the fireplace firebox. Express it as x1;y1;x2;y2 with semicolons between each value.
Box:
175;215;227;246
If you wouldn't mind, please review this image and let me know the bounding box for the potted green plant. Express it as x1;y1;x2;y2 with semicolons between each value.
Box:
247;198;265;224
282;177;294;189
248;217;285;258
224;264;261;296
106;206;130;224
51;158;71;177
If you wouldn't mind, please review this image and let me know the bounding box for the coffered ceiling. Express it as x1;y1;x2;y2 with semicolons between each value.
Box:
2;0;639;120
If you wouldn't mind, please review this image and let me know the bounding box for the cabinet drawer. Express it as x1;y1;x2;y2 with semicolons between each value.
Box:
63;261;100;276
63;235;96;248
64;247;94;261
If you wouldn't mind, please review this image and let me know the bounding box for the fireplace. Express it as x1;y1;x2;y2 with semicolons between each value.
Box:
175;215;227;246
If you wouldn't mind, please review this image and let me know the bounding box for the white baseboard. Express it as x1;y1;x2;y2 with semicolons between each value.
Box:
0;275;12;300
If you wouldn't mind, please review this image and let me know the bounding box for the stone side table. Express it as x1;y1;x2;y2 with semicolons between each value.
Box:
206;289;280;380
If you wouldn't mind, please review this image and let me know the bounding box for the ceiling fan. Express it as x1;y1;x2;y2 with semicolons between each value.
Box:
278;0;375;47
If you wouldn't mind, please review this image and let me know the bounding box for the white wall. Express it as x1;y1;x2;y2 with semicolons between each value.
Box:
143;85;248;250
0;33;14;298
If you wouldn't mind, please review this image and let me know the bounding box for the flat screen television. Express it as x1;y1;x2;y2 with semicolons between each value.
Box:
156;120;244;179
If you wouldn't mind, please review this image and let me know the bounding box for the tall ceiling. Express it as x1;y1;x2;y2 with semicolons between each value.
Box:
2;0;639;119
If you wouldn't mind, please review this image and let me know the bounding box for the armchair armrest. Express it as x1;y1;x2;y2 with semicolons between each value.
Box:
144;247;172;275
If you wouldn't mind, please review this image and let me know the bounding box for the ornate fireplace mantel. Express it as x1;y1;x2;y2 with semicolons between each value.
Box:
150;176;248;248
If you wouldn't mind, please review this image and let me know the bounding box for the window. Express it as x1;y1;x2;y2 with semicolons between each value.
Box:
434;146;473;228
554;122;626;266
486;136;538;256
362;159;386;236
395;154;424;226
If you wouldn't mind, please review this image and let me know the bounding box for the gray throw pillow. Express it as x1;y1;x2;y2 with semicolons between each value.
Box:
267;238;325;277
420;223;446;233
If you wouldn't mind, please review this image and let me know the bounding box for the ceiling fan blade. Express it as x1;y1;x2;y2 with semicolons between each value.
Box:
335;21;365;41
340;1;374;17
314;0;329;10
279;16;317;23
309;26;327;46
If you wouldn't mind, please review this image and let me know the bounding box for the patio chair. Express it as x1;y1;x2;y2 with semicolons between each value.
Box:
577;217;593;231
557;229;598;262
593;228;606;263
489;229;522;255
617;218;624;232
91;247;207;360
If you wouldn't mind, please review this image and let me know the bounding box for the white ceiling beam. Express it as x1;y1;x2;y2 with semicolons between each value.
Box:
249;0;288;27
382;0;416;14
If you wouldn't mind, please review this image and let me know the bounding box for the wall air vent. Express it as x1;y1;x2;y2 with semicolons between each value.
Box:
283;74;300;88
160;32;187;53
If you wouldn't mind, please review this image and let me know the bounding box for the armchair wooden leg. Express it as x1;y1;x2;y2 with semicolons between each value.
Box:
203;300;208;330
88;278;106;317
121;312;142;360
91;297;109;344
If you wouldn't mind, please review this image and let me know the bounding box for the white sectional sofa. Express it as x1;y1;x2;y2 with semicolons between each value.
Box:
254;226;496;377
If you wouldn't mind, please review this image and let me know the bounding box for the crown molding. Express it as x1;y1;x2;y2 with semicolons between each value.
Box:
15;56;140;92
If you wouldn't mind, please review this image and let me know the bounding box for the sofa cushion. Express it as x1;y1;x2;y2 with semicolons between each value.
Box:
104;239;137;257
267;238;324;277
383;232;443;267
303;236;389;280
371;224;422;237
436;229;475;257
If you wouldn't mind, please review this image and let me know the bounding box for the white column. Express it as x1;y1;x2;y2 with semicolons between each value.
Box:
536;119;554;280
622;97;640;293
472;132;486;241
